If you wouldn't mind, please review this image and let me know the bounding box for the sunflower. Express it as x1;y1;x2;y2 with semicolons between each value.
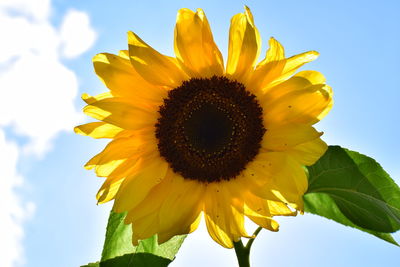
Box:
75;7;333;248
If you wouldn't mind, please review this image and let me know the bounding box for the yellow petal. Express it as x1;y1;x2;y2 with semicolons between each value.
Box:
125;171;174;243
287;137;328;166
85;136;156;177
295;70;326;85
267;200;297;216
131;212;159;244
93;53;166;103
226;6;261;83
281;51;320;80
250;50;319;92
157;212;202;244
204;184;250;248
263;84;333;127
158;176;205;234
242;192;296;218
242;193;280;231
74;122;123;139
247;152;308;210
263;37;285;64
128;31;188;87
262;124;322;151
174;8;224;77
113;157;169;212
125;171;204;243
96;178;124;204
118;50;129;59
257;74;315;104
83;97;157;130
95;153;153;204
244;37;285;97
81;92;113;104
124;169;175;224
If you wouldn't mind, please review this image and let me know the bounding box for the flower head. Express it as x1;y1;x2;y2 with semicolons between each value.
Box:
75;7;333;248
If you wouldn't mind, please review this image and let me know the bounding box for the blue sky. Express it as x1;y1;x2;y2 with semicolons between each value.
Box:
1;0;399;266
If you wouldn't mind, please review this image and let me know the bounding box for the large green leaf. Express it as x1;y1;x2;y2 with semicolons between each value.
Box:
304;193;398;245
81;210;186;267
304;145;400;245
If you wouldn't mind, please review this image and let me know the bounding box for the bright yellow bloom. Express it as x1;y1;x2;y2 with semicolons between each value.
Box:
75;7;333;248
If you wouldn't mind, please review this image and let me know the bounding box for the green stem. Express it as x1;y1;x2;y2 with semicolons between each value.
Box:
233;239;250;267
233;227;262;267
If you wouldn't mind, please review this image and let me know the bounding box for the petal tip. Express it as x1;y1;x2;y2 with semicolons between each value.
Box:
73;125;82;135
310;50;320;58
81;93;90;100
243;5;255;24
127;31;140;45
92;53;104;63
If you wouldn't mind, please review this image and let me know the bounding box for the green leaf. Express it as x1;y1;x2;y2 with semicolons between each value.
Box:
100;211;134;261
304;145;400;245
98;210;186;266
304;193;398;245
81;262;99;267
99;252;172;267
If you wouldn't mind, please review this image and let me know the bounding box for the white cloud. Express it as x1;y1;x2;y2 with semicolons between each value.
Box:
0;0;50;21
0;0;96;266
0;130;35;267
60;10;97;59
0;52;83;155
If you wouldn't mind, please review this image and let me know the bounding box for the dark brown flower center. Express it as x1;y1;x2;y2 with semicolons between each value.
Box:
155;76;265;183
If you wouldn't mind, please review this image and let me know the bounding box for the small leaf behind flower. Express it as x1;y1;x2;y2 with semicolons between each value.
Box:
81;210;186;267
304;145;400;245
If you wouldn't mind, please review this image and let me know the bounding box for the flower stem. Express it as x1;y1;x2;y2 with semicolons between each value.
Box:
233;227;262;267
233;239;250;267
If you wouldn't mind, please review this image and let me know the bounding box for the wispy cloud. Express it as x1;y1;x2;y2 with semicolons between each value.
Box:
0;130;35;267
0;0;96;266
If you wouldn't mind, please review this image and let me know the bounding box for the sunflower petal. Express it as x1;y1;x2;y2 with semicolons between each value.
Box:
158;176;205;234
84;137;154;177
226;6;261;83
263;84;333;126
126;171;204;238
93;53;166;103
257;75;313;104
262;124;322;151
242;194;280;231
128;31;188;87
81;92;113;104
248;152;308;210
157;212;202;244
264;37;285;63
74;122;123;139
174;8;224;77
295;70;326;85
287;137;328;166
131;212;159;244
250;50;319;92
96;178;125;204
114;157;169;213
124;170;175;224
267;200;297;216
204;184;250;248
83;97;157;130
241;37;284;97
